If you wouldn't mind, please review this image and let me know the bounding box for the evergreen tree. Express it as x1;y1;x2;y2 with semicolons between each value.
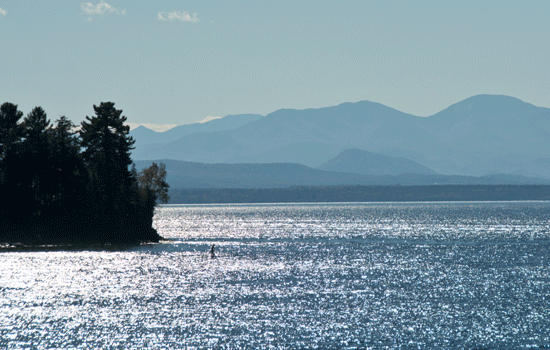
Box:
20;107;53;217
0;102;24;162
79;102;135;215
1;101;162;243
22;107;50;142
52;116;79;153
49;116;87;212
0;103;25;224
78;102;161;242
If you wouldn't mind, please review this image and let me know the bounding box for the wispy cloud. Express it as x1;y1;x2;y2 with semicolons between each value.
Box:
81;1;125;19
0;7;6;16
158;11;199;22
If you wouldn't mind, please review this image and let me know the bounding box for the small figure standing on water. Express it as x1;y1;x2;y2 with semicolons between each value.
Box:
210;244;216;258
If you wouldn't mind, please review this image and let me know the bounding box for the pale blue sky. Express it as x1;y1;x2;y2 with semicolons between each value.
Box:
1;1;549;129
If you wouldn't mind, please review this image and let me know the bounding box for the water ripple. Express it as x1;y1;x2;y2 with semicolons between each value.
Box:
2;202;550;348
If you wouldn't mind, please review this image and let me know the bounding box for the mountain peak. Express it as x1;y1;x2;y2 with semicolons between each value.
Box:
132;95;550;179
441;94;536;115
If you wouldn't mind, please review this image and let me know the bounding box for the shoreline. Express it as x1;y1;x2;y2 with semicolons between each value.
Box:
0;224;163;248
168;184;550;204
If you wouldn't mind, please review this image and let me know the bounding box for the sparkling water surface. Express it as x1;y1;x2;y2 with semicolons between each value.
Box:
2;202;550;349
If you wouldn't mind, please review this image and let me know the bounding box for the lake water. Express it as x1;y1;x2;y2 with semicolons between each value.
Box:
2;202;550;349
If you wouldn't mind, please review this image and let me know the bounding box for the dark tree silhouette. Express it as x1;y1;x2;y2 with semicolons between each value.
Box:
78;102;163;242
20;107;53;218
0;102;24;161
138;162;170;204
49;116;88;213
80;102;135;213
0;103;25;225
1;101;163;243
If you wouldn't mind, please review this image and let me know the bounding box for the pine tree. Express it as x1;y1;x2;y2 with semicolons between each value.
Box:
0;103;24;159
1;101;162;243
79;102;135;214
50;116;87;211
20;107;53;217
78;102;161;242
0;103;24;223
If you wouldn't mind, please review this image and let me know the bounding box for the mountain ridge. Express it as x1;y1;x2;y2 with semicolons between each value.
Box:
130;113;263;155
132;95;550;179
135;159;550;190
318;148;437;176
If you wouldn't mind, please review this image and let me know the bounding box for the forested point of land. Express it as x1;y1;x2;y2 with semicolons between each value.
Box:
0;102;169;243
168;185;550;204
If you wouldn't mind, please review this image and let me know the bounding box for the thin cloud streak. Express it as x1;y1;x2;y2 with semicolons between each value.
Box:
158;11;199;22
198;116;221;124
81;1;122;15
0;7;6;16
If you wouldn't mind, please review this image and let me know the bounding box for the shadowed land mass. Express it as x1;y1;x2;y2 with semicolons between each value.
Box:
168;185;550;204
134;159;550;191
0;102;168;244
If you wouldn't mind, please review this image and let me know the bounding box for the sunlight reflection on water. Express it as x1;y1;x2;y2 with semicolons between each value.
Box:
2;202;550;348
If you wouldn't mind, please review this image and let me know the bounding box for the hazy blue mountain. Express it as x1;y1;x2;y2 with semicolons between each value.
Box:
135;160;550;189
130;126;161;143
132;95;550;178
135;100;429;165
318;148;437;175
412;95;550;177
130;113;263;158
135;160;368;188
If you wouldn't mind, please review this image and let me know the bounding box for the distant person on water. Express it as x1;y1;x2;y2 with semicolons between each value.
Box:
210;244;216;258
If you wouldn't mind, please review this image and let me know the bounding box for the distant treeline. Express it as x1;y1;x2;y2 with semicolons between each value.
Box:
0;102;168;243
169;185;550;204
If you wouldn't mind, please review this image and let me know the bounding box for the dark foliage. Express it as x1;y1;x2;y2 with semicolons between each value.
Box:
0;102;168;243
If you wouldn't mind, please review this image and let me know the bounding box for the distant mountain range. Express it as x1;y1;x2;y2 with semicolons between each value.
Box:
135;159;550;189
131;113;263;150
317;148;437;176
132;95;550;182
